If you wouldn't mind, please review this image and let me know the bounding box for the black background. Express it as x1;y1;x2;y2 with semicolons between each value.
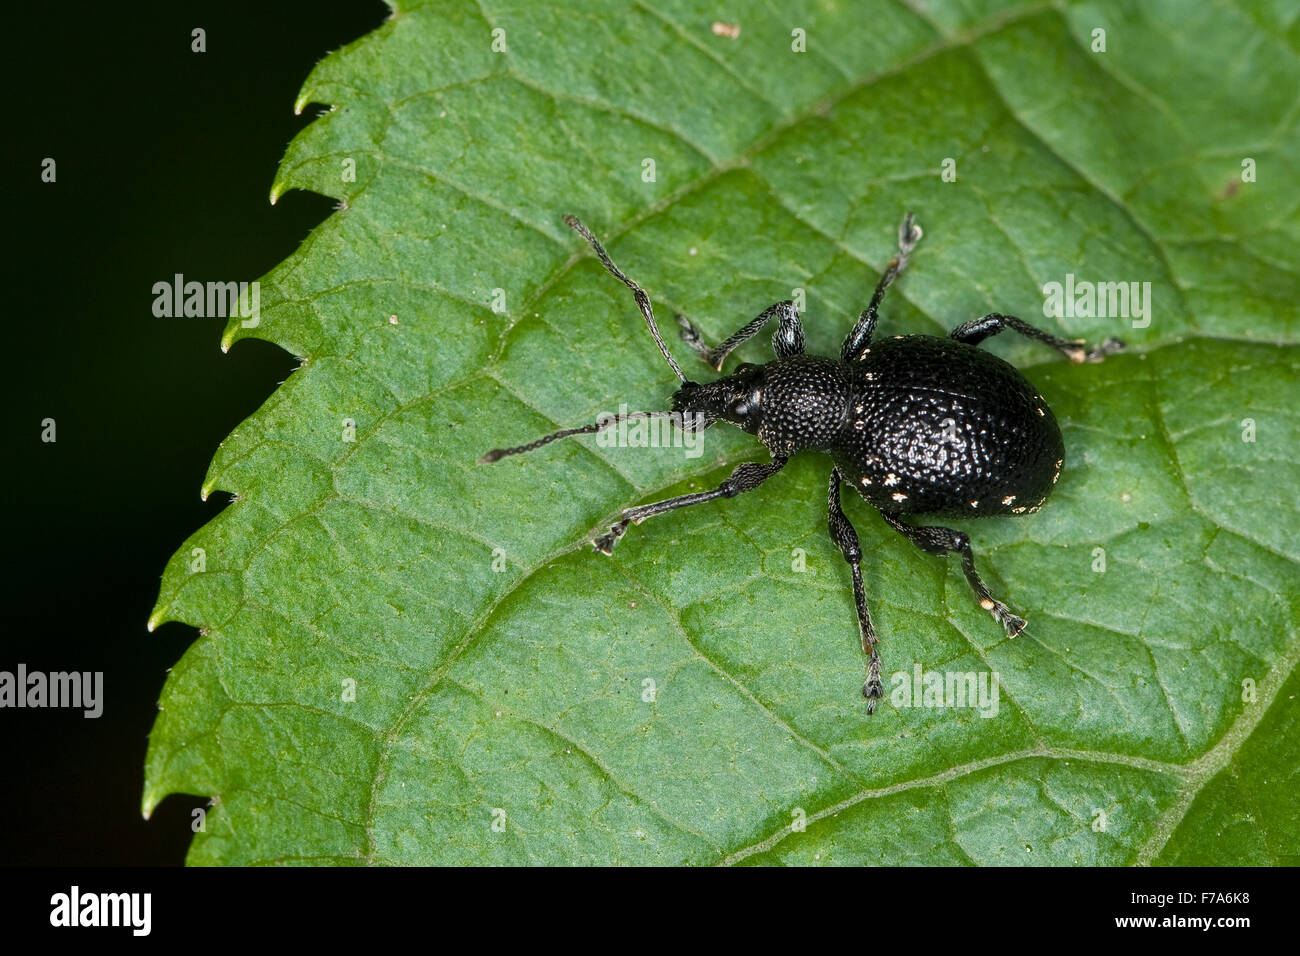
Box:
5;0;391;865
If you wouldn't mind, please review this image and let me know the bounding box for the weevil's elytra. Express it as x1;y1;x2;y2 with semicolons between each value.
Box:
837;336;1065;517
480;213;1125;714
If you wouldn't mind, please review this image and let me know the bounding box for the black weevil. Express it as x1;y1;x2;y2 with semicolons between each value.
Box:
481;213;1124;712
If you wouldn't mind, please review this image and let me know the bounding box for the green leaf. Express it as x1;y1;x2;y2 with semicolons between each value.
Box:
147;0;1300;865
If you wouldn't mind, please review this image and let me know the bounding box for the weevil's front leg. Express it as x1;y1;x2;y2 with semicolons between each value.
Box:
594;457;788;554
677;300;805;371
841;212;923;363
949;313;1124;363
877;511;1026;636
828;469;883;711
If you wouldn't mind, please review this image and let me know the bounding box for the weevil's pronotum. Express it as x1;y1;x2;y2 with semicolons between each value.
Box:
481;214;1124;712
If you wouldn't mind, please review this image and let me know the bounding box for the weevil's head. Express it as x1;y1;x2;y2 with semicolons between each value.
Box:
671;363;766;435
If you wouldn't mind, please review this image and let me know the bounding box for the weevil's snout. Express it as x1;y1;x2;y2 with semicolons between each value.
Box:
669;379;700;412
669;380;714;430
672;364;764;434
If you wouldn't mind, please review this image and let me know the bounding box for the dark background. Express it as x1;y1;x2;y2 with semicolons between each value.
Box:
4;0;390;864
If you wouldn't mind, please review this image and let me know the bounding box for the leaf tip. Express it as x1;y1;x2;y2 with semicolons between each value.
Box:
141;787;162;821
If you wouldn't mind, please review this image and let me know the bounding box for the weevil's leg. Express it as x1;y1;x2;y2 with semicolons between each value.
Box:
828;469;883;711
949;313;1125;364
594;457;787;554
677;300;805;371
877;511;1027;637
841;212;923;362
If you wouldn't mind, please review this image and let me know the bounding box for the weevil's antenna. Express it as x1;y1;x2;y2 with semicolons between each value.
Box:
478;410;684;463
564;215;689;383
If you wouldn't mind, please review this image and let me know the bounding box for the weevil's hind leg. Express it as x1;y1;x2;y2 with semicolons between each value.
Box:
594;456;788;554
677;300;805;372
877;511;1027;637
828;469;883;711
841;212;923;363
949;313;1125;364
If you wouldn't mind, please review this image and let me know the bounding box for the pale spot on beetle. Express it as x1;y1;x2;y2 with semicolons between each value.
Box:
1012;506;1027;514
980;599;995;611
1036;406;1045;417
860;476;872;485
855;404;864;413
884;473;900;486
1001;495;1016;505
854;420;865;430
891;492;908;502
969;499;980;508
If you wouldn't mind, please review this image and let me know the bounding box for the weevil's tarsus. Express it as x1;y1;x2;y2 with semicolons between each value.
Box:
897;210;923;256
564;214;689;383
1082;336;1126;363
676;313;716;365
593;521;628;555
